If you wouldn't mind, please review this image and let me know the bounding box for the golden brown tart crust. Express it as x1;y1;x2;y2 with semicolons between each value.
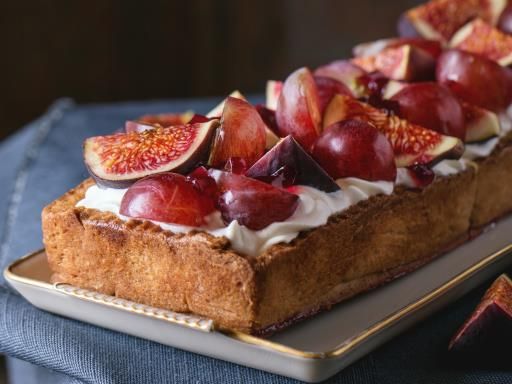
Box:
43;166;477;334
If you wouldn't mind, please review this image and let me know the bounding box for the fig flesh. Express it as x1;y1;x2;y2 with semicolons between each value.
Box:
351;44;436;82
84;120;218;188
450;19;512;66
323;94;464;167
353;38;442;60
246;135;340;192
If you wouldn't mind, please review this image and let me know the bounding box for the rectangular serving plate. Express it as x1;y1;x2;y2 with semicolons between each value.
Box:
5;215;512;383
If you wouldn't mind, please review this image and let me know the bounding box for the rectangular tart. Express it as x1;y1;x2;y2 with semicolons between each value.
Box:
43;168;476;335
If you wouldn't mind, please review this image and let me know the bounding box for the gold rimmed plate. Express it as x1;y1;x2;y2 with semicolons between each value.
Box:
5;216;512;382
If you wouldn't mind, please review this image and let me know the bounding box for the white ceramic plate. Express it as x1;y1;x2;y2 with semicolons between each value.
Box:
5;216;512;382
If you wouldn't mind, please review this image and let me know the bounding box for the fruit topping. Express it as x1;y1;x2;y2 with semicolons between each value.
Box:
137;111;194;126
120;172;215;226
323;94;464;167
246;135;339;192
358;73;400;113
207;90;246;118
498;3;512;34
436;49;512;112
314;60;366;97
351;44;436;82
266;80;283;110
275;67;322;151
381;80;408;100
187;166;219;209
188;114;212;124
255;105;281;149
208;97;267;168
449;274;512;362
314;75;353;114
125;112;194;133
463;102;501;143
84;120;218;188
450;19;512;66
405;164;435;188
213;171;299;230
312;120;397;182
353;38;442;60
390;82;466;140
398;0;507;43
224;157;249;175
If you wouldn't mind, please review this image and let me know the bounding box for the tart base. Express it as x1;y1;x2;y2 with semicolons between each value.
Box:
43;168;477;334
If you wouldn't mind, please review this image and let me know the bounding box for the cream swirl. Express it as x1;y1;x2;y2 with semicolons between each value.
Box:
77;179;393;257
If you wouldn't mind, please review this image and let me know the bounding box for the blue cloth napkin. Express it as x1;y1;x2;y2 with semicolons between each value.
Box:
0;99;511;384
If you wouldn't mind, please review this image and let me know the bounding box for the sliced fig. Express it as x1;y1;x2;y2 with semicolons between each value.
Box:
212;170;299;231
314;60;367;97
353;37;442;59
436;49;512;112
381;80;408;100
120;172;215;227
398;0;507;43
246;135;339;192
206;90;246;118
314;76;353;114
450;19;512;66
84;120;218;188
265;80;283;110
463;102;501;143
276;67;322;151
351;44;436;82
208;97;266;168
390;82;466;140
449;274;512;362
323;94;464;167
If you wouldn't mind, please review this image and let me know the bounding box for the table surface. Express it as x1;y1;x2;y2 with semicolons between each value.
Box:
0;98;511;384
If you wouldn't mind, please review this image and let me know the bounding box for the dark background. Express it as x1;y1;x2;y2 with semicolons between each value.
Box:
0;0;421;140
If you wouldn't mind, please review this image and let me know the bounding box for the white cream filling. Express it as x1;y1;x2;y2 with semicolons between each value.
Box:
77;179;393;257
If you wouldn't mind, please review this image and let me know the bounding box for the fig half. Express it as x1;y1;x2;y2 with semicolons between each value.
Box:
463;102;501;143
84;120;219;188
323;94;464;167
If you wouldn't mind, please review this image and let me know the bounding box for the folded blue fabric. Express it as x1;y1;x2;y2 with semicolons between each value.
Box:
0;99;511;384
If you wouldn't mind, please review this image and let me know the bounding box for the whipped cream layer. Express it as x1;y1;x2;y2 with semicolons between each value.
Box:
464;106;512;160
77;179;393;257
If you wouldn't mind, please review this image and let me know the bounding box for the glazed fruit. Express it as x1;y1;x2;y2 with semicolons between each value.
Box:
353;37;442;59
463;102;501;143
498;3;512;34
213;171;299;230
246;135;340;192
351;44;436;82
255;105;281;149
207;90;245;118
313;60;365;97
449;274;512;362
436;49;512;112
312;120;396;182
276;67;322;151
208;97;267;168
323;94;464;167
398;0;506;43
450;19;512;66
120;172;215;226
405;164;435;189
84;120;218;188
266;80;283;110
314;76;352;114
390;83;466;140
